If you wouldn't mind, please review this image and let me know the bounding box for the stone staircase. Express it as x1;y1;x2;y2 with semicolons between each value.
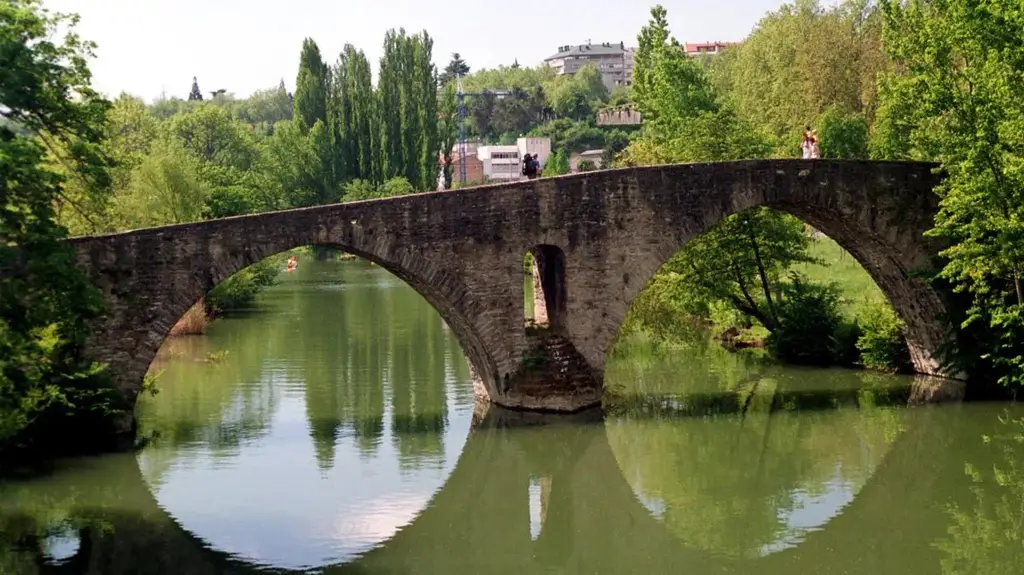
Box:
521;332;599;395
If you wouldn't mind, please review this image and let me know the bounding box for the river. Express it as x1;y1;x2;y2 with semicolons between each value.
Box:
1;258;1022;574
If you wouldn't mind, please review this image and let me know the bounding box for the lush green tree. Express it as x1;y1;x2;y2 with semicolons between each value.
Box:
878;0;1024;386
623;5;828;359
577;158;597;172
342;177;415;201
493;87;541;137
440;52;470;85
378;30;404;179
294;38;329;132
528;119;605;157
413;32;439;191
468;91;497;141
708;0;887;152
815;105;869;159
0;0;121;454
461;64;557;94
438;83;459;189
631;5;717;131
337;45;378;182
187;76;203;101
115;138;208;228
237;80;292;132
544;150;570;176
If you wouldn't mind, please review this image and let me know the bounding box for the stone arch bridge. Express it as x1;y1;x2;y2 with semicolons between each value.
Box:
68;160;953;438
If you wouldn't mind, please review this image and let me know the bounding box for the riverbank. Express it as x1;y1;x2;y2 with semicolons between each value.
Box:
167;248;361;337
620;234;913;374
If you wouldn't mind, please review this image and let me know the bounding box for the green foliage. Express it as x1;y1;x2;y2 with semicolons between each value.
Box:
577;159;597;172
528;119;605;156
342;177;415;201
631;6;718;131
0;0;123;456
878;0;1024;386
768;276;853;365
115;138;208;227
439;52;470;85
544;150;570;176
438;83;458;189
659;208;818;332
206;259;282;316
294;38;329;132
708;0;886;153
620;3;921;375
815;105;869;159
856;303;912;373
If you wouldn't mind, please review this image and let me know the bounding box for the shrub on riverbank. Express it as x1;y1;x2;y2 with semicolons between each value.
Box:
621;235;913;373
856;303;912;373
768;277;858;366
205;258;283;316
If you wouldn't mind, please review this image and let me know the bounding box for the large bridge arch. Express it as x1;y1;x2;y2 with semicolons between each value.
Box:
70;216;499;440
69;160;954;435
566;160;951;381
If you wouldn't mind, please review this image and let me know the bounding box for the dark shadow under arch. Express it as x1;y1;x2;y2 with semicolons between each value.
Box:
526;244;568;333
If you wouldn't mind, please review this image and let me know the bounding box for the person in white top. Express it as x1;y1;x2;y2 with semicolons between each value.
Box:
801;125;820;159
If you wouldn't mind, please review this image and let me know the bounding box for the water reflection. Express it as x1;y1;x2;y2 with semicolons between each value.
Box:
1;259;1021;574
3;400;1023;574
606;335;910;560
136;259;473;568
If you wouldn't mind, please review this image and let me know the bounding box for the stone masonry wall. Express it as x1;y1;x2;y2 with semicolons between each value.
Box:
69;159;950;438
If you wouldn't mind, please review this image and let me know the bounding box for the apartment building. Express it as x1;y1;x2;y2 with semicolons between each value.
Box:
543;41;635;91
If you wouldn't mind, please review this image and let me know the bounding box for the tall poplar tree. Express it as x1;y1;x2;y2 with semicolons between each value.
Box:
413;32;438;191
438;83;459;189
378;30;404;179
294;38;329;132
398;30;419;187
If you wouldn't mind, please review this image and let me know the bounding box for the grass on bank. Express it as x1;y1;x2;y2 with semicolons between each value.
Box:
796;237;886;320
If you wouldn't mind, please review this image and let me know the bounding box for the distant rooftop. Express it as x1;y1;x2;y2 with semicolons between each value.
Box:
683;41;741;54
544;41;628;61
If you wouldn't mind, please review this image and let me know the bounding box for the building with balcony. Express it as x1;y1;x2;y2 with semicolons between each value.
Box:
543;41;636;92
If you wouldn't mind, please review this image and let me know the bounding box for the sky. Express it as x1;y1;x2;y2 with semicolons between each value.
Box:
43;0;793;102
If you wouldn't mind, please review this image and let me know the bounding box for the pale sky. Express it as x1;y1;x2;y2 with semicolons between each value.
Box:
43;0;793;102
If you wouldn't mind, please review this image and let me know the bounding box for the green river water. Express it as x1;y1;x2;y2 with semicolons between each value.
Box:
2;259;1023;574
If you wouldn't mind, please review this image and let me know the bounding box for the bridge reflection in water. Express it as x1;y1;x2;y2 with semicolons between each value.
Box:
4;376;1019;575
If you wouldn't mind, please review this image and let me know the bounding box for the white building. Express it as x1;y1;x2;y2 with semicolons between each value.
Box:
477;137;552;181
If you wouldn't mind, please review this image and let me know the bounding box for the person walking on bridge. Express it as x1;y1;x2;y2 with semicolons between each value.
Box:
801;126;820;159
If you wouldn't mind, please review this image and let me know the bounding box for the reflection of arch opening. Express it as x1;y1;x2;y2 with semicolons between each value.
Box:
136;253;475;569
525;245;567;333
